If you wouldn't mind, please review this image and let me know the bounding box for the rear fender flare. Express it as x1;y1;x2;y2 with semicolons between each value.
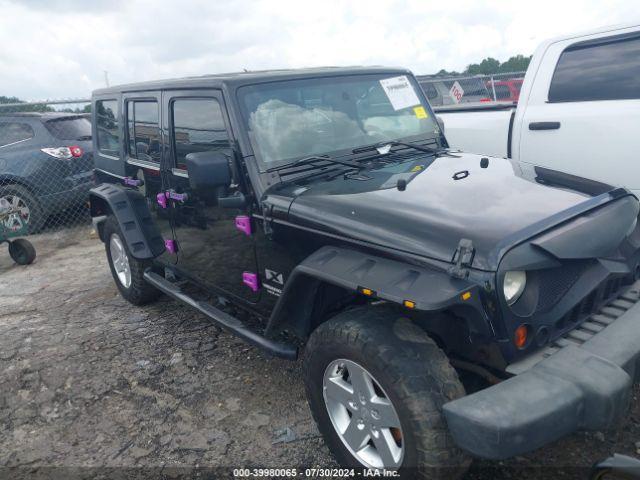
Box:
89;183;165;260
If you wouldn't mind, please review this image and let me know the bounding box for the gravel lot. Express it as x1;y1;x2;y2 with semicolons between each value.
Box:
2;227;640;479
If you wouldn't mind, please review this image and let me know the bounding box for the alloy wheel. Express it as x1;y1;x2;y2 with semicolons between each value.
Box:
109;233;132;288
323;358;404;469
0;194;31;231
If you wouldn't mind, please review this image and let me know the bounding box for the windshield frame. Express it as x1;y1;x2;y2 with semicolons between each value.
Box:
235;72;443;173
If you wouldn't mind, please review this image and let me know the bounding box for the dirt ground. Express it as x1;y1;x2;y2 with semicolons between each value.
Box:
1;228;640;479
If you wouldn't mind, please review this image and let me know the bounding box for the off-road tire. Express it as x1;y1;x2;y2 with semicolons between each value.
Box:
304;306;470;479
0;183;45;233
103;215;161;305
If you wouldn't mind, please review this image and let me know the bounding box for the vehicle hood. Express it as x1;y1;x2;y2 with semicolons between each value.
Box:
276;152;626;270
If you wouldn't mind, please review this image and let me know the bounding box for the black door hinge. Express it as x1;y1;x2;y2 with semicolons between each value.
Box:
449;238;475;279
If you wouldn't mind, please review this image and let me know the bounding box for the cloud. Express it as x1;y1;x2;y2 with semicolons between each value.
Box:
0;0;637;100
15;0;125;13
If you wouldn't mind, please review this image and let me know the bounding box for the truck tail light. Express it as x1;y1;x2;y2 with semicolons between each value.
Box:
69;146;83;157
41;146;83;159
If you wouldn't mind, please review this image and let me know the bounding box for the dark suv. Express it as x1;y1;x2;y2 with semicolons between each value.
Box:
89;67;640;477
0;112;93;232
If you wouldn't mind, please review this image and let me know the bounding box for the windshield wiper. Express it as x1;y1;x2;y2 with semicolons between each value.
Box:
353;140;443;156
266;155;363;173
76;135;92;141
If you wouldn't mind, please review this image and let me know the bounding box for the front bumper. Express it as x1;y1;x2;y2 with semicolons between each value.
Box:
443;281;640;459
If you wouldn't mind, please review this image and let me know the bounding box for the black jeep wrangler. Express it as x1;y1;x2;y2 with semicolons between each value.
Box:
89;67;640;477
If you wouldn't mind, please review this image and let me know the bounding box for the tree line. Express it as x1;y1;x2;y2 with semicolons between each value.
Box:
434;54;531;76
0;96;91;113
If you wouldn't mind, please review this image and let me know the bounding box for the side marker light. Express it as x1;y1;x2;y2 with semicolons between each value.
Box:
359;287;375;297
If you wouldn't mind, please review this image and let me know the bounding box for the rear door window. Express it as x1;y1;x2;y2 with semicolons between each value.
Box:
549;34;640;102
0;122;34;147
43;117;91;140
126;100;161;163
95;100;119;156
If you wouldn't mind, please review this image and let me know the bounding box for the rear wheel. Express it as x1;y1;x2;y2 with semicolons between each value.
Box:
304;306;470;479
103;216;160;305
0;184;45;233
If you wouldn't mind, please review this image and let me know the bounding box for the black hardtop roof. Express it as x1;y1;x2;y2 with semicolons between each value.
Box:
93;66;413;96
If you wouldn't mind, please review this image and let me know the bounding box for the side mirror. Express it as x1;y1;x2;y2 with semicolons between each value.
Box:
436;115;445;134
185;151;231;190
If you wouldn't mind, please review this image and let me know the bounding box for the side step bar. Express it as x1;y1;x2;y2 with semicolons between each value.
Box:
143;270;298;360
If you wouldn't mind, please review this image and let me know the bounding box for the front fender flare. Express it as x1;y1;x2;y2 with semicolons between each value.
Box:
265;246;484;338
89;183;165;260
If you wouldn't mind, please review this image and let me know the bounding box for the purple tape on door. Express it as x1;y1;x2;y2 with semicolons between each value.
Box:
156;192;167;209
167;191;188;202
123;177;143;187
164;239;177;254
242;272;259;292
235;215;252;236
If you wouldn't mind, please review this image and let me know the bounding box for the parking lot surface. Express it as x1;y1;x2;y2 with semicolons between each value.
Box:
2;228;640;479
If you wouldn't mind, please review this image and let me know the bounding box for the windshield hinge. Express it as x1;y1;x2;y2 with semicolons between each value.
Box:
449;238;475;279
261;201;274;236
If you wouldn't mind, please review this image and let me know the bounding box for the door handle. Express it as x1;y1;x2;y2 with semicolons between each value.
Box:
529;121;561;131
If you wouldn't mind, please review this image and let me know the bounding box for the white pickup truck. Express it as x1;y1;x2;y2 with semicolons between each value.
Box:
436;23;640;195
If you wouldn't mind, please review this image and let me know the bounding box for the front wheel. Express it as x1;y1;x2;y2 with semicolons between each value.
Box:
103;216;160;305
303;306;470;479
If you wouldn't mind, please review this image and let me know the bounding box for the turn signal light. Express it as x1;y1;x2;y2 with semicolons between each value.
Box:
359;287;375;297
514;325;528;349
403;300;416;309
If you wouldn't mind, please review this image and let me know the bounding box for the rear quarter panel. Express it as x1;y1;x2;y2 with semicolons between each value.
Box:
0;122;60;196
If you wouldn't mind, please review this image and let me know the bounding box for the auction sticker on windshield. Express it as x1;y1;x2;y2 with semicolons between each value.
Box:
413;105;428;119
380;75;421;110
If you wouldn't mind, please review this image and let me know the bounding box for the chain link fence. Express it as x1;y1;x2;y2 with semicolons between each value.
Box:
0;99;93;244
416;71;526;107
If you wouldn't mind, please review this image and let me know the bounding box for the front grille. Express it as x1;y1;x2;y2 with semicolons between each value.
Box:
603;276;624;299
507;279;640;375
533;262;590;313
556;275;625;330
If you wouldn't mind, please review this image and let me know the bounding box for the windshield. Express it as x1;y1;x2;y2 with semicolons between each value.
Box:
237;74;441;170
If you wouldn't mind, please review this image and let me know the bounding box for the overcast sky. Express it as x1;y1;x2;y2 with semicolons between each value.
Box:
0;0;638;101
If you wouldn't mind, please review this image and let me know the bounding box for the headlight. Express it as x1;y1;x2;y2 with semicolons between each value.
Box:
503;271;526;305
